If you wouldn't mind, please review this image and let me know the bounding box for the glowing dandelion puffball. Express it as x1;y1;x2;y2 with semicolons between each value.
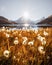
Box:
14;39;19;45
3;50;10;58
38;46;45;54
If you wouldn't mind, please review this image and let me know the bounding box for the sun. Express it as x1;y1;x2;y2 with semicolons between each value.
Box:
23;11;29;20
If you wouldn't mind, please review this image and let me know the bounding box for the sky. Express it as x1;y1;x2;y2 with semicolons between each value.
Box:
0;0;52;21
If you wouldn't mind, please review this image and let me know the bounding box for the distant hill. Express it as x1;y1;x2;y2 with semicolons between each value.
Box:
0;16;16;27
0;16;12;24
15;17;36;24
37;15;52;24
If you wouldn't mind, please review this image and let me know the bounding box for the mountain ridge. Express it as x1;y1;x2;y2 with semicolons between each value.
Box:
0;15;52;26
37;15;52;24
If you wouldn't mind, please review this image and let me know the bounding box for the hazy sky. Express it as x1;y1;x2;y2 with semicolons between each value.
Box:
0;0;52;20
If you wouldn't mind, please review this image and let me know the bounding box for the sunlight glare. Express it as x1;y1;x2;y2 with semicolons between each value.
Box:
23;11;29;20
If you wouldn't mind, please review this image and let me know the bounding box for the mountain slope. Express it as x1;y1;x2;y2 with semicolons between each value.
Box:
15;17;36;24
37;15;52;24
0;16;12;24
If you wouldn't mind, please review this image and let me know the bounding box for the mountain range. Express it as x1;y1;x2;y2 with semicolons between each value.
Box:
0;15;52;27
